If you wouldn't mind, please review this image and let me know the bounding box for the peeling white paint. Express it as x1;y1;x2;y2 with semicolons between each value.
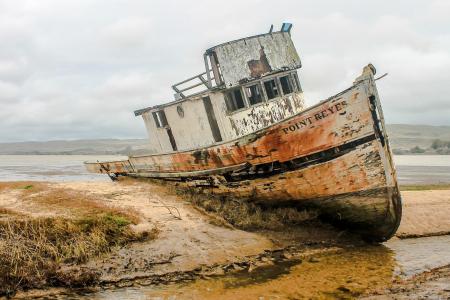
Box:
212;32;301;87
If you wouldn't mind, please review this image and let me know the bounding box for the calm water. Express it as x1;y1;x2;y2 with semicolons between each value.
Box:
0;155;126;182
26;235;450;299
0;154;449;184
395;155;450;184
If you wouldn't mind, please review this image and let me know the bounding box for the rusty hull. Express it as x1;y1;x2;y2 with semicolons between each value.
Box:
85;68;401;241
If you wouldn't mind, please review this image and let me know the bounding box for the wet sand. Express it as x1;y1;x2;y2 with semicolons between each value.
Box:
0;180;273;281
396;189;450;238
2;180;450;299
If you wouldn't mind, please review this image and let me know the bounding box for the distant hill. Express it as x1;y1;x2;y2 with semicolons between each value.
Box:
1;124;449;155
386;124;450;154
0;139;152;155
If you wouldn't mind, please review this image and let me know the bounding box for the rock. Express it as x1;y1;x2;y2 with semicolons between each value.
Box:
204;267;225;276
309;257;320;263
54;266;100;287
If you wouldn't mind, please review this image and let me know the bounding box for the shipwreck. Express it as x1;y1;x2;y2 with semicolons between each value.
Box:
86;23;402;241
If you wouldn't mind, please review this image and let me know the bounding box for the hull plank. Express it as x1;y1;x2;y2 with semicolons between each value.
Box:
193;141;386;201
174;140;400;240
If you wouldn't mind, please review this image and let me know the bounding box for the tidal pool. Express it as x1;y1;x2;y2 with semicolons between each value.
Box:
30;235;450;300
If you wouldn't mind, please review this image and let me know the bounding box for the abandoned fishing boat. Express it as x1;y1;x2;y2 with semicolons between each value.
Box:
85;23;402;241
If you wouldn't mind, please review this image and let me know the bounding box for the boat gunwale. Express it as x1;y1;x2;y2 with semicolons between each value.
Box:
126;81;361;160
84;159;130;165
129;134;377;178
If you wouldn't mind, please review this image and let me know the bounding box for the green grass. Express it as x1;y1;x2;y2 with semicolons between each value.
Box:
0;213;156;296
399;183;450;191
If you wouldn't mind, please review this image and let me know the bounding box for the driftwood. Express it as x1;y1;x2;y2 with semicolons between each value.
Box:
152;197;182;220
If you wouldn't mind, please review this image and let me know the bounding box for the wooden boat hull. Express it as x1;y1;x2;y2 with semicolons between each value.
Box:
85;68;402;241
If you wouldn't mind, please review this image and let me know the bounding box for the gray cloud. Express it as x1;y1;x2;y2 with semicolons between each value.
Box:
0;0;449;142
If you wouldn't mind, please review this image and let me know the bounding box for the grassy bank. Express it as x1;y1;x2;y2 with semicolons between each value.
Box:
0;182;157;296
400;183;450;191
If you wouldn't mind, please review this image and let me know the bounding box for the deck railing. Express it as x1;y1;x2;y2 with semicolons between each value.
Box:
171;54;224;99
171;70;216;99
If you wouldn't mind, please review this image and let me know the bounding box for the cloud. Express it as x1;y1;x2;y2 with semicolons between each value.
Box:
101;17;153;48
0;0;449;142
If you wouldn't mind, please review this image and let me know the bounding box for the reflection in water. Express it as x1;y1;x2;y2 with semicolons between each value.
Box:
16;236;450;299
59;246;396;300
386;235;450;277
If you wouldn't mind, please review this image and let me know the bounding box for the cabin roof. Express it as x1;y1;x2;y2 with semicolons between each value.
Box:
134;23;297;117
205;23;293;54
133;87;220;116
205;31;285;54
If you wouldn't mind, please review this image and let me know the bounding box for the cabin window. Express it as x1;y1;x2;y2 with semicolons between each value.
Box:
244;83;263;106
292;73;302;92
225;88;246;112
152;110;168;128
263;79;280;100
279;75;294;95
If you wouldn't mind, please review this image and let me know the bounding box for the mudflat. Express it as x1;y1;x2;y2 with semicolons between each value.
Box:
397;189;450;238
1;180;450;298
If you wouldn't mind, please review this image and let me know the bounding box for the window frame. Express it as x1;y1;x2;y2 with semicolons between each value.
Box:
224;87;247;113
152;110;168;128
243;82;264;106
292;72;302;92
262;77;282;101
223;71;302;115
278;74;295;96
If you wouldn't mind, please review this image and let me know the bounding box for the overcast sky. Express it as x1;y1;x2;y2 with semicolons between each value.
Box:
0;0;449;142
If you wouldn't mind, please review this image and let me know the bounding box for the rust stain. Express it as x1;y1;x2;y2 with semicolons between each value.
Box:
247;47;272;78
126;84;373;174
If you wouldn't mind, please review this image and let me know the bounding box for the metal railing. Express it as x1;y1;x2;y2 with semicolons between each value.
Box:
171;53;225;99
171;70;215;99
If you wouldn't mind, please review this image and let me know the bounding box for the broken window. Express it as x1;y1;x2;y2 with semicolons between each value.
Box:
279;75;294;95
152;110;168;128
263;79;280;100
244;83;263;106
225;88;246;112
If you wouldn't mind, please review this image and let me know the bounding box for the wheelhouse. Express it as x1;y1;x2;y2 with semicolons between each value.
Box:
134;24;305;154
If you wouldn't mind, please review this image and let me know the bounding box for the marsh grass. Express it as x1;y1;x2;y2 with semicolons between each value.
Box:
0;181;47;194
28;188;142;224
0;207;20;215
0;214;155;296
186;193;318;231
400;183;450;191
0;183;157;296
131;178;319;230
